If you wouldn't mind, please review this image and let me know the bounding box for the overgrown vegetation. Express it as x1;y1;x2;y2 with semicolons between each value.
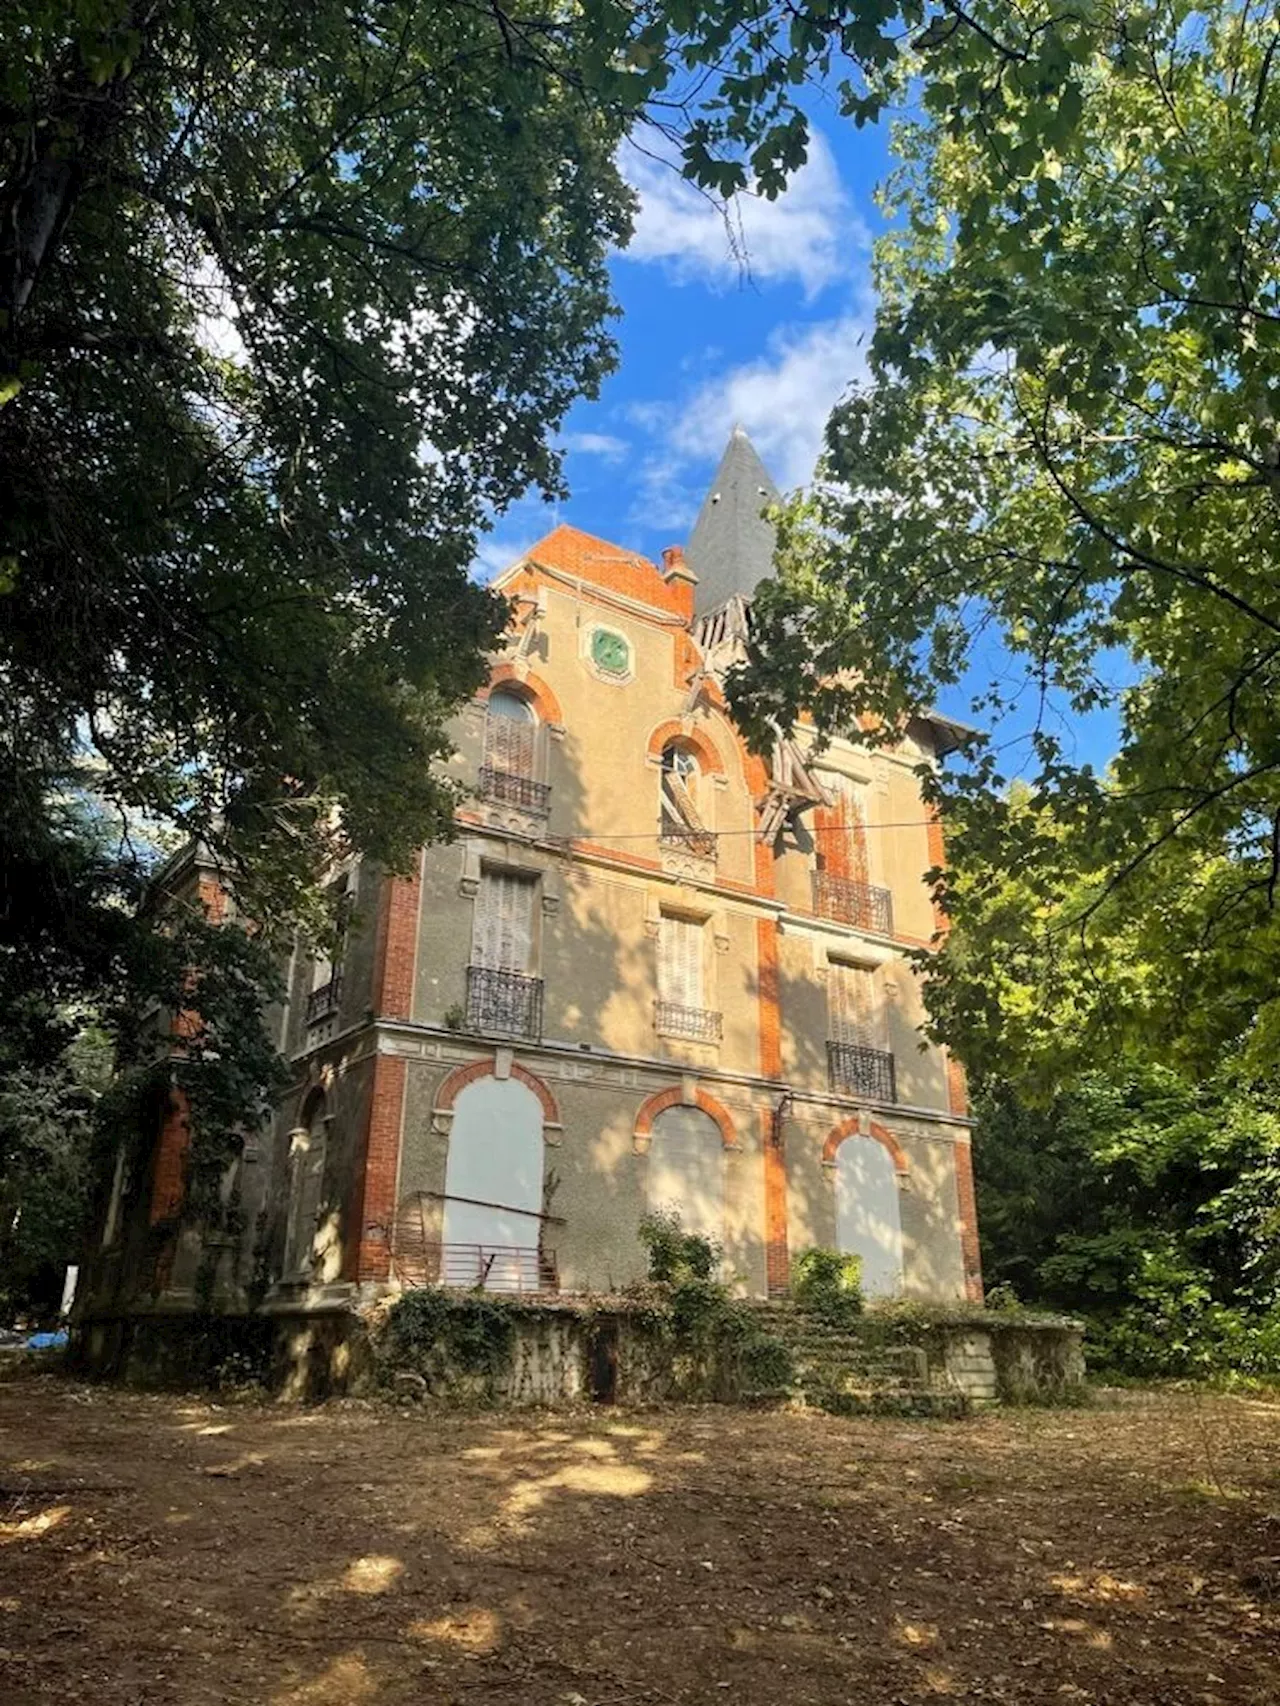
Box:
791;1247;864;1326
0;1021;110;1322
637;1211;793;1399
636;1210;720;1284
373;1216;793;1404
976;1071;1280;1380
376;1289;533;1394
713;2;1280;1385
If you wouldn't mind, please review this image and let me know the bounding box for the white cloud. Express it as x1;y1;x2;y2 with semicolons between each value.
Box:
561;431;629;461
621;131;864;300
472;529;542;583
633;308;873;503
471;493;561;583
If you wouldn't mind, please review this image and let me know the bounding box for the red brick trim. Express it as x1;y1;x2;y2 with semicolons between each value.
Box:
954;1135;984;1303
347;1053;406;1283
149;1089;190;1226
634;1085;738;1150
946;1054;970;1118
196;875;227;922
762;1109;790;1296
480;662;563;728
925;800;949;939
148;874;229;1228
756;918;782;1080
371;860;421;1022
645;719;725;775
434;1056;560;1126
822;1117;909;1176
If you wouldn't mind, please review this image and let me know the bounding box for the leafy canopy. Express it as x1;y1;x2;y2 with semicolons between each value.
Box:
731;0;1280;1070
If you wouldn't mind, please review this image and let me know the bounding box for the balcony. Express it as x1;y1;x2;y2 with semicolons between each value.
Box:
827;1040;897;1102
395;1240;558;1295
659;823;717;860
465;964;544;1041
479;765;551;816
812;871;894;936
304;972;342;1026
655;1000;723;1044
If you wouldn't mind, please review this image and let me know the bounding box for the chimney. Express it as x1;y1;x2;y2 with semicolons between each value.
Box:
661;544;698;621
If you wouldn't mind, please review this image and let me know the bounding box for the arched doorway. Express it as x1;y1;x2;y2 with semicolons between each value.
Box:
442;1075;544;1289
834;1134;904;1297
647;1104;725;1246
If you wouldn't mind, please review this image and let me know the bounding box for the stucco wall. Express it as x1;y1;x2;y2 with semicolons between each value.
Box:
783;1112;966;1303
392;1057;770;1297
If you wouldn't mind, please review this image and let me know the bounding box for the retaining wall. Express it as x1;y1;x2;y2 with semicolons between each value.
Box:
72;1297;1084;1407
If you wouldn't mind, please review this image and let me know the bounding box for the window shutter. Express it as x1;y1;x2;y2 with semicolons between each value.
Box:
484;703;536;778
662;771;708;834
660;915;703;1009
820;775;870;885
829;962;885;1050
472;871;536;972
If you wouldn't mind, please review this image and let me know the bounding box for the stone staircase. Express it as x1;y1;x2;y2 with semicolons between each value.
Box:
746;1301;969;1416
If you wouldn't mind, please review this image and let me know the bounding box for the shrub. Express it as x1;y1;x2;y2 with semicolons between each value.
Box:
636;1210;791;1398
638;1208;719;1283
377;1288;522;1394
792;1247;864;1323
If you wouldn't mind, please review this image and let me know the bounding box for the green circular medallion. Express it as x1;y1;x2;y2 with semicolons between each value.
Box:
591;628;630;675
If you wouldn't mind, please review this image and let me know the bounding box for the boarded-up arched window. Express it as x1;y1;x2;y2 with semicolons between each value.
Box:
834;1135;903;1297
442;1076;544;1289
647;1104;725;1246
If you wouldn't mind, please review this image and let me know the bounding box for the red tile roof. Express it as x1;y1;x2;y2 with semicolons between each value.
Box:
508;524;689;618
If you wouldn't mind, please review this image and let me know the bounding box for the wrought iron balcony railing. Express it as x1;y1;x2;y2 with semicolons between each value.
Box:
479;765;551;816
812;871;894;935
658;823;717;859
465;964;544;1041
394;1239;558;1294
655;1000;723;1043
827;1040;897;1103
304;973;342;1025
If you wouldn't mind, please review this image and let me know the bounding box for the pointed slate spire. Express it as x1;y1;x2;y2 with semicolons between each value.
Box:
685;425;781;614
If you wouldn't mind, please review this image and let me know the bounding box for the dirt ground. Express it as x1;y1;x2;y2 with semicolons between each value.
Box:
2;1373;1280;1705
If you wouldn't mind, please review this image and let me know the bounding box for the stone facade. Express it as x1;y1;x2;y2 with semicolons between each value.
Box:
90;432;983;1320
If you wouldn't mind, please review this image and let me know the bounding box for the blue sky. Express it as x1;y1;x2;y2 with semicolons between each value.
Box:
477;113;1125;779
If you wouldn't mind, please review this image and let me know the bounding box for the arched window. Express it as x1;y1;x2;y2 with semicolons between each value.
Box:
834;1134;903;1298
647;1104;725;1247
660;742;714;856
284;1092;328;1280
442;1076;545;1290
484;688;536;780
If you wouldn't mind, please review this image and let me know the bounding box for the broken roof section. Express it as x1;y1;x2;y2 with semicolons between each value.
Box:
686;425;781;615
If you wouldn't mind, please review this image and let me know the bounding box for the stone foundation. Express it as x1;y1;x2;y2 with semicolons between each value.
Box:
72;1297;1084;1408
883;1310;1085;1404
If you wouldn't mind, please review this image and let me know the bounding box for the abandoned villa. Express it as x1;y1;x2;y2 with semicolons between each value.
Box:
87;429;984;1334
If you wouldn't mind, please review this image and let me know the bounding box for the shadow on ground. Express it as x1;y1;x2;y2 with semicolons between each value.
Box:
2;1371;1279;1704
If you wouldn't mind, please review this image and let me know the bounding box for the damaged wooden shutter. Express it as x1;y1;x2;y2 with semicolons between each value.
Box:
484;692;536;778
472;870;536;972
818;774;871;885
